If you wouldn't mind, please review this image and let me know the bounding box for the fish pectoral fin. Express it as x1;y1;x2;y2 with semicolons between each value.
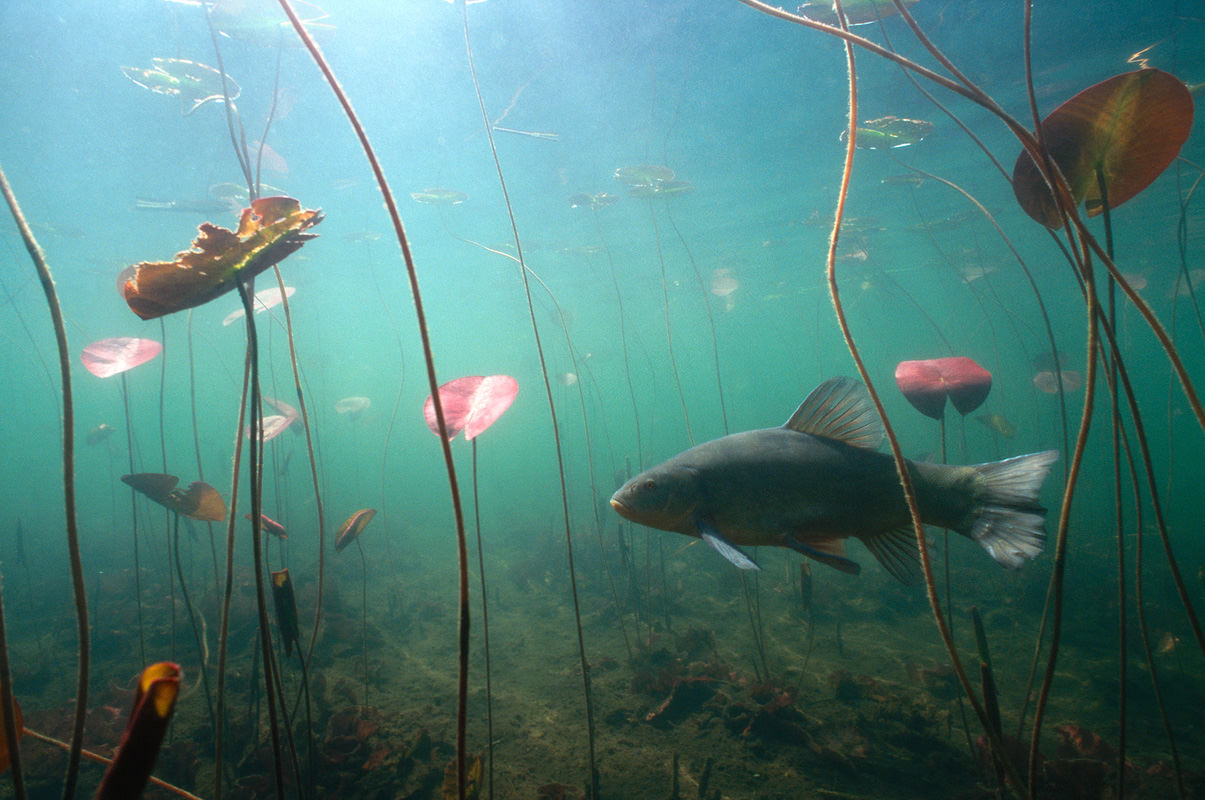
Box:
786;536;862;575
699;531;760;571
860;526;924;584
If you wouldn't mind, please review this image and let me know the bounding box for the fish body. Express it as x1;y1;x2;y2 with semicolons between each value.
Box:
610;377;1057;580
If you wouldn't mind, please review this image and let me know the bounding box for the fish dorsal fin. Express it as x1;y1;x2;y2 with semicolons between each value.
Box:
860;526;924;585
784;376;884;450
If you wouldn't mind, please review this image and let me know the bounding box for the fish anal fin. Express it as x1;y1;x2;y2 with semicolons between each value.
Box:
861;526;923;584
783;376;884;450
786;536;861;575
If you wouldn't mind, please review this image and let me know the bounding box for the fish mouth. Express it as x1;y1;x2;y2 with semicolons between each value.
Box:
609;497;632;519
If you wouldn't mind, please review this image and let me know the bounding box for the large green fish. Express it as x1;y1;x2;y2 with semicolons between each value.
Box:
610;377;1057;581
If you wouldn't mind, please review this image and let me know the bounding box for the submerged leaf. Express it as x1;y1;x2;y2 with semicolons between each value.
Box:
1013;69;1194;228
120;196;323;320
335;508;377;553
423;375;519;441
81;338;163;378
122;473;226;521
96;662;181;800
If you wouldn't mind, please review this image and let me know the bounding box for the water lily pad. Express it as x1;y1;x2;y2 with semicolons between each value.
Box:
613;165;675;186
335;508;377;552
121;57;240;115
411;188;468;205
423;375;519;441
122;473;226;521
81;338;162;378
120;196;323;320
844;116;933;149
1013;69;1194;228
798;0;919;26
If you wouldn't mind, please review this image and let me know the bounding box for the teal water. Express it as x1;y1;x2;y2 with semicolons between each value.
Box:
0;0;1203;798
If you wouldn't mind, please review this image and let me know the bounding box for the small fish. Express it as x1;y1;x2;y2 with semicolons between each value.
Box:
87;423;116;445
1157;632;1180;655
977;412;1017;439
246;513;288;540
611;377;1058;581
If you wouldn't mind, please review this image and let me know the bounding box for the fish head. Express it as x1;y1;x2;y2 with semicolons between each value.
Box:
610;463;700;533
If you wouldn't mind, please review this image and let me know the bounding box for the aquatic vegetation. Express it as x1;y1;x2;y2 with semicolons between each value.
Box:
894;356;992;419
334;395;371;416
80;337;163;378
411;188;468;205
220;285;295;326
422;375;518;442
845;115;934;149
333;508;376;553
122;473;226;521
1013;69;1194;228
119;196;322;320
95;662;180;800
120;57;240;115
4;0;1205;798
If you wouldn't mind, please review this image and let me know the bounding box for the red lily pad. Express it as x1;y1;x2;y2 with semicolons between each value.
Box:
81;338;162;378
423;375;519;442
895;357;992;418
120;196;323;320
335;508;377;553
1013;69;1194;228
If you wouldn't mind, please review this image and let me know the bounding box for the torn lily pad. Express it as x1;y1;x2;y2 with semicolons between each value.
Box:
119;196;323;320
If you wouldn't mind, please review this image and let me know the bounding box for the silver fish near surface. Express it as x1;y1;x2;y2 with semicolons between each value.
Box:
610;377;1058;581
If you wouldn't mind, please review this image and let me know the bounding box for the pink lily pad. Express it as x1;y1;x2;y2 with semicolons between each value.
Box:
895;357;992;419
423;375;519;441
81;338;163;378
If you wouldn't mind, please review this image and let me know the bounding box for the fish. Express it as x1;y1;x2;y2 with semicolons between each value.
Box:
977;412;1017;439
86;423;116;445
610;377;1058;581
1157;632;1180;655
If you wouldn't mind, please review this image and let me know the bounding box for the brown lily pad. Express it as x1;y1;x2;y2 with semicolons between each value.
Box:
1013;69;1194;228
122;473;226;521
120;196;323;320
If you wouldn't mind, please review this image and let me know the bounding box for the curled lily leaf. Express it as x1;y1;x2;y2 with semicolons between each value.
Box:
120;196;323;320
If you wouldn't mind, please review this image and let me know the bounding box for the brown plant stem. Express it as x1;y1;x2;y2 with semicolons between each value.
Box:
0;163;87;800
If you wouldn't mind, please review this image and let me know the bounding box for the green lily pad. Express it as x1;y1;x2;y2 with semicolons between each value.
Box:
798;0;919;27
843;116;933;149
613;165;676;186
120;196;323;320
411;188;468;205
1013;69;1194;228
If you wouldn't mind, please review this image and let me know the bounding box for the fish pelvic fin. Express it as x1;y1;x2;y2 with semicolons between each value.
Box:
966;450;1059;569
861;526;923;584
786;536;862;576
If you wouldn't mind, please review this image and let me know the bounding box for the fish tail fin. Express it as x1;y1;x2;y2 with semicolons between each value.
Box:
966;450;1059;569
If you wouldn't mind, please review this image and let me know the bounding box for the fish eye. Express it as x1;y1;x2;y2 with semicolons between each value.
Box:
642;479;655;491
